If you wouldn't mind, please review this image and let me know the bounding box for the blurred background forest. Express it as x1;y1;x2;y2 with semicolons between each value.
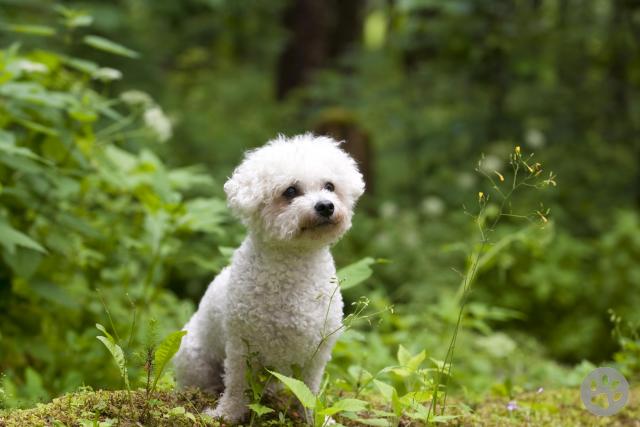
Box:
1;0;640;410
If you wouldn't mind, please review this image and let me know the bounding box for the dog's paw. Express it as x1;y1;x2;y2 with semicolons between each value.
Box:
323;415;337;425
303;409;337;426
205;402;247;423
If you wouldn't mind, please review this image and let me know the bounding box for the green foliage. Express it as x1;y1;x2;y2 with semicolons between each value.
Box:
247;402;274;417
269;372;317;410
428;147;554;418
3;385;640;427
473;211;640;362
82;35;140;59
270;370;369;426
93;319;189;422
95;323;133;411
2;0;640;422
152;330;187;393
96;324;130;392
610;311;640;378
0;16;231;407
337;257;379;291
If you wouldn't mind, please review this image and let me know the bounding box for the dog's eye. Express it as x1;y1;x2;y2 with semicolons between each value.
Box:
324;182;335;192
283;186;298;199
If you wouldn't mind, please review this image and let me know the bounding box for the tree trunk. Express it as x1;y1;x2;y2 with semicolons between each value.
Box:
275;0;365;99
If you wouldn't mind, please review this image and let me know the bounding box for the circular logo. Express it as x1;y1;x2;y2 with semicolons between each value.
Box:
580;367;629;416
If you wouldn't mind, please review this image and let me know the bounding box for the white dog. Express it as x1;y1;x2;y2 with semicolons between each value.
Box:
174;134;365;422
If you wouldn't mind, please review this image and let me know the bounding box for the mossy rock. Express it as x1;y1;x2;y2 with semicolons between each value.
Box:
0;388;217;427
461;386;640;426
1;386;639;426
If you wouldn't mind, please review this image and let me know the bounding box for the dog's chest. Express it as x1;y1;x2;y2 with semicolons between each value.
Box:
227;259;342;359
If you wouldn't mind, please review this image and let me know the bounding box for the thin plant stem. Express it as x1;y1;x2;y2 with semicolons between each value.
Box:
427;149;551;422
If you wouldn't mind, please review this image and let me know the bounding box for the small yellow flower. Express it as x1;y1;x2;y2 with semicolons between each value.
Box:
544;172;557;187
478;191;484;201
515;146;521;154
494;171;505;182
533;162;543;176
537;211;548;223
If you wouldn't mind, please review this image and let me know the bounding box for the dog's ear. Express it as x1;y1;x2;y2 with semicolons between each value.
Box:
333;145;365;206
224;163;262;220
345;159;365;204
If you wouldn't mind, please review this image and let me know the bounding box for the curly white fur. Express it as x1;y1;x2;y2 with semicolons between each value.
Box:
173;134;365;422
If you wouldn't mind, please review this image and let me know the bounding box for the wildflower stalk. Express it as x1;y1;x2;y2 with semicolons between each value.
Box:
307;280;392;367
428;147;555;422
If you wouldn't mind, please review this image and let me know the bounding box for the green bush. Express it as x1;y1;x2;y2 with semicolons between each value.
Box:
0;31;232;407
2;1;640;417
472;211;640;362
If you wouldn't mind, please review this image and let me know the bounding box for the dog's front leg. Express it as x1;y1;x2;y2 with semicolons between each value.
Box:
303;348;337;425
209;337;249;423
304;344;333;394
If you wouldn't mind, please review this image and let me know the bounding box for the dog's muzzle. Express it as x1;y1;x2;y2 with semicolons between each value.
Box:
314;200;334;218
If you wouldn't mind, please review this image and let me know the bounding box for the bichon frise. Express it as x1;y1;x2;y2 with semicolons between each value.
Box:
174;134;365;422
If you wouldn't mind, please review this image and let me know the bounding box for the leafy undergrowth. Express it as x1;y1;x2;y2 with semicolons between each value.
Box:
1;386;639;426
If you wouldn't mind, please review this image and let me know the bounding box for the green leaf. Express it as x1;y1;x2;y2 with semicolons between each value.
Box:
397;345;411;366
96;335;129;389
69;107;98;123
322;398;368;416
55;6;93;29
348;365;373;384
29;280;77;309
0;221;47;254
373;380;402;416
218;246;236;261
4;24;56;36
169;406;185;415
395;346;426;375
13;117;58;136
0;132;42;160
83;35;140;58
169;406;193;420
391;387;403;417
178;198;227;233
0;130;45;161
429;358;450;371
403;349;426;373
1;247;42;279
269;371;317;409
248;403;275;416
62;56;99;74
168;166;214;189
0;82;72;108
373;380;395;401
152;330;187;391
96;324;114;342
0;153;44;174
399;390;431;404
338;257;376;290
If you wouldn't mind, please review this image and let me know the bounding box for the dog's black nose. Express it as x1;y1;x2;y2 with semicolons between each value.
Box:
314;200;334;218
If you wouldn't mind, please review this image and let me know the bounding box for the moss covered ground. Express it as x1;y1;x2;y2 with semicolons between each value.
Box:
1;386;638;426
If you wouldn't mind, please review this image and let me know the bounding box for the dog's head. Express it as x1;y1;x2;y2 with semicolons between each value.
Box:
224;134;365;248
